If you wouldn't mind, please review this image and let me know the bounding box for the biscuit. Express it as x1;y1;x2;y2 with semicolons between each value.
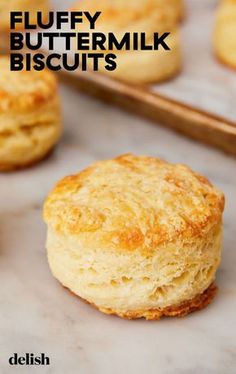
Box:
72;0;182;84
0;56;61;171
0;0;49;53
44;154;225;320
214;0;236;69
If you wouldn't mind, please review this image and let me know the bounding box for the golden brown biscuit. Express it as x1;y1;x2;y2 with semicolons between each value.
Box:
72;0;182;84
214;0;236;69
0;56;61;171
44;154;225;320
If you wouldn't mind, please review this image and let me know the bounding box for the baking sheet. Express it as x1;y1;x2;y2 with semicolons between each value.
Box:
48;0;236;122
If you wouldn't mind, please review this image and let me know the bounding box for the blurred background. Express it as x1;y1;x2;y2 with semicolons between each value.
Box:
52;0;236;120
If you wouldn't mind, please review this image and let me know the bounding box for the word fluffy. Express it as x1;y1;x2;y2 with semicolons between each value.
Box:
11;11;101;30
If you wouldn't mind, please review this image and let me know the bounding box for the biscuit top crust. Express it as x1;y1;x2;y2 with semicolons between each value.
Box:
72;0;178;30
44;154;225;252
0;57;58;113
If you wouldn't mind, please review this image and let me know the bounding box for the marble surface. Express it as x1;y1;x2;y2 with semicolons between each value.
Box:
1;83;236;374
1;0;236;373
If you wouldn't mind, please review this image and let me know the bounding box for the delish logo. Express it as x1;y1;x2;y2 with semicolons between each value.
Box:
9;353;50;366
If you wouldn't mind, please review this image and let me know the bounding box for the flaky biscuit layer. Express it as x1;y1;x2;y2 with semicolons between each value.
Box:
78;283;217;320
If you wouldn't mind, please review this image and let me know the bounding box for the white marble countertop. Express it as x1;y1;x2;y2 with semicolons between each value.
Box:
1;82;236;374
1;0;236;373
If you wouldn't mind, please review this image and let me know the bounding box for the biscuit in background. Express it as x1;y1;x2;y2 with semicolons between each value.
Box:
0;0;49;52
214;0;236;69
72;0;182;84
44;154;224;320
156;0;184;23
0;56;62;171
